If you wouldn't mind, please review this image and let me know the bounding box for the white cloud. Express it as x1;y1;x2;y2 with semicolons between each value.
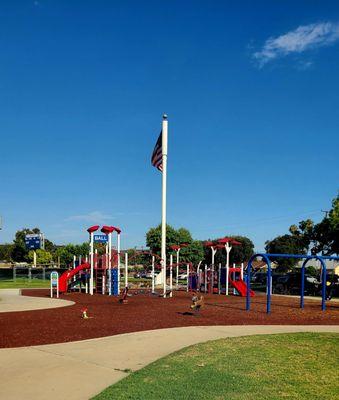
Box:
66;211;117;224
253;22;339;67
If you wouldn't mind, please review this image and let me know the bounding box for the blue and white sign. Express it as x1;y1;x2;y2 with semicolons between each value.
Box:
50;270;59;298
25;234;42;250
50;271;59;287
94;234;108;243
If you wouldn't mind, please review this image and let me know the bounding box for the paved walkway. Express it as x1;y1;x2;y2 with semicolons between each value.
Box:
0;289;74;312
0;325;338;400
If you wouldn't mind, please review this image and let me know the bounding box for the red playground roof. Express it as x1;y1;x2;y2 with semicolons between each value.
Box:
101;226;115;234
112;226;121;234
217;237;242;246
170;243;189;251
217;237;232;244
87;225;100;233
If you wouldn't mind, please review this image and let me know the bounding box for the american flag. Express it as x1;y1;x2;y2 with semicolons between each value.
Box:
151;131;163;171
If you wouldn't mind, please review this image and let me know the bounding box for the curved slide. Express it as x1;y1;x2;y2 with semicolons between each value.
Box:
58;263;90;293
229;276;255;297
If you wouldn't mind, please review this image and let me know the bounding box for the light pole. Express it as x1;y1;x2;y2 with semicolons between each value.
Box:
87;225;99;295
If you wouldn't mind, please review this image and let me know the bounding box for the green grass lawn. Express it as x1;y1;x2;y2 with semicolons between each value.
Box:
93;333;339;400
127;278;150;284
0;278;50;289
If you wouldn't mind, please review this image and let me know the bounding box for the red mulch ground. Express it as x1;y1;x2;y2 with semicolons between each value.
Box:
0;289;338;348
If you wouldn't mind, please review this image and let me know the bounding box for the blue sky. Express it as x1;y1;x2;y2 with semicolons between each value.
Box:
1;1;338;251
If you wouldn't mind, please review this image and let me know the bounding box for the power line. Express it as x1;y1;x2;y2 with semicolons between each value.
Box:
195;209;322;233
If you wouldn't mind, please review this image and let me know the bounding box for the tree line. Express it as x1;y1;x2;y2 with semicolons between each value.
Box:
146;224;254;266
0;228;89;267
265;195;338;269
1;195;337;269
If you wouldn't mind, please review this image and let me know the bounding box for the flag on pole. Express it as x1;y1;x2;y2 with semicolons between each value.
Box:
151;115;168;297
151;131;163;171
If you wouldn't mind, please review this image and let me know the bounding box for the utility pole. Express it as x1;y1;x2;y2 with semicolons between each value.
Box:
321;210;329;218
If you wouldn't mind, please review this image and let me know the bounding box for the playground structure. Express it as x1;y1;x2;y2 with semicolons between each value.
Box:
184;238;254;297
187;262;255;297
170;243;189;288
58;225;126;296
55;228;339;316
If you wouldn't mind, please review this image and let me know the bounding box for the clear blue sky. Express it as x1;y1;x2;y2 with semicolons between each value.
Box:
1;1;338;251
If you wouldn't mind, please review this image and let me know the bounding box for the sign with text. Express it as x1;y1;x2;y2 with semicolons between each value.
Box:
94;234;108;243
50;271;59;287
25;234;42;250
50;271;59;298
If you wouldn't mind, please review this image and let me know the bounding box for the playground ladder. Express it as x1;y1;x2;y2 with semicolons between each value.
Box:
95;268;105;294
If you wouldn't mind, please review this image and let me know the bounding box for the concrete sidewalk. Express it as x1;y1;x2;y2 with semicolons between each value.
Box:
0;325;338;400
0;289;74;312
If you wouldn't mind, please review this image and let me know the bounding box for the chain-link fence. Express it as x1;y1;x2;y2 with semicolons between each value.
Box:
0;266;68;283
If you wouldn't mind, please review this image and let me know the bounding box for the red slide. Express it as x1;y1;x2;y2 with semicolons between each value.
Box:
58;263;90;293
229;277;255;297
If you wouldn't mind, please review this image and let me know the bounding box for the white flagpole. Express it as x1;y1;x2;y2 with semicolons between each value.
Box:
161;114;168;297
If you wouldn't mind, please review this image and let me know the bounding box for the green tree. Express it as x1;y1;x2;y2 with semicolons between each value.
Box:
176;228;193;245
44;239;56;253
172;240;204;265
312;196;339;255
10;227;46;262
126;249;154;268
0;244;14;262
146;224;187;255
203;236;254;266
288;196;339;256
289;219;314;252
146;224;204;265
28;249;53;265
11;228;39;261
306;266;317;276
265;234;307;271
54;243;90;267
146;226;253;266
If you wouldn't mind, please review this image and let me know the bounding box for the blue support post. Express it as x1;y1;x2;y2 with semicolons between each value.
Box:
110;269;119;296
300;258;308;309
246;258;252;311
266;257;272;314
244;253;338;314
320;258;327;311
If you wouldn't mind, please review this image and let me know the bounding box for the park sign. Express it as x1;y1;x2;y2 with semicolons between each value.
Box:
25;234;42;250
94;234;108;243
50;271;59;287
50;271;59;298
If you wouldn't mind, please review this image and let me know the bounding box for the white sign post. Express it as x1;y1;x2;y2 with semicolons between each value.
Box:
50;271;59;298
